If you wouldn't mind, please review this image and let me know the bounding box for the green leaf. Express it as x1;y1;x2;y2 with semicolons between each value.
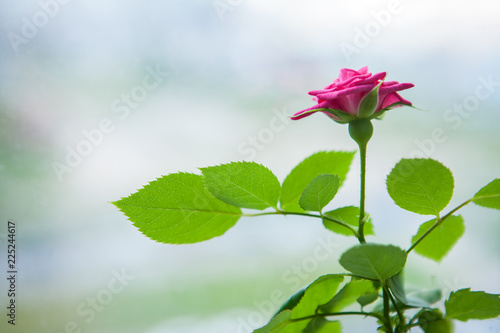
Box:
319;278;377;313
358;83;381;118
280;151;355;212
299;174;340;212
254;310;291;333
113;173;241;244
275;288;306;316
387;271;406;305
445;288;500;321
339;244;407;281
201;161;281;210
387;270;442;308
386;271;441;309
386;158;454;216
473;178;500;210
264;274;344;333
323;206;374;236
265;318;341;333
418;310;453;333
304;319;341;333
291;275;345;319
406;289;442;308
411;215;465;262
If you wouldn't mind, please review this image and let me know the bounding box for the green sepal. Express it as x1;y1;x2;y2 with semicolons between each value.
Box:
325;108;358;123
293;108;355;124
358;82;381;118
378;101;413;113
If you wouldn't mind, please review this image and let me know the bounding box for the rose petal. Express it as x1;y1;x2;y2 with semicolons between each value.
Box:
379;82;415;95
339;68;361;81
315;84;375;101
357;66;369;75
321;98;344;111
360;71;386;84
378;92;412;110
291;101;330;119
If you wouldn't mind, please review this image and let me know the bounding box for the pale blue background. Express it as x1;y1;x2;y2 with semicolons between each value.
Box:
1;1;499;332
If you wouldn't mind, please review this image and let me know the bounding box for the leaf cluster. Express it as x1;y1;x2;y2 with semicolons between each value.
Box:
113;151;360;243
113;153;500;332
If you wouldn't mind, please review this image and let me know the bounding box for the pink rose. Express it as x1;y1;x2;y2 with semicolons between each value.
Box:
292;66;414;123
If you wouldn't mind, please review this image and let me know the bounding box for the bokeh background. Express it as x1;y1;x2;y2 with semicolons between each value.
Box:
1;0;499;332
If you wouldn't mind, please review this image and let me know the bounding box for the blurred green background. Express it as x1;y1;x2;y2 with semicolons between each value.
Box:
1;1;499;332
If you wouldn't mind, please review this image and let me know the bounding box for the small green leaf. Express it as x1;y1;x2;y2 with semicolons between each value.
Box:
339;244;407;281
386;158;454;216
201;161;281;210
358;83;381;118
320;279;377;313
254;310;291;333
113;173;241;244
445;288;500;321
421;319;453;333
473;178;500;210
280;151;355;212
323;206;374;236
299;174;340;212
357;291;379;307
418;310;453;333
411;215;465;262
304;319;341;333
